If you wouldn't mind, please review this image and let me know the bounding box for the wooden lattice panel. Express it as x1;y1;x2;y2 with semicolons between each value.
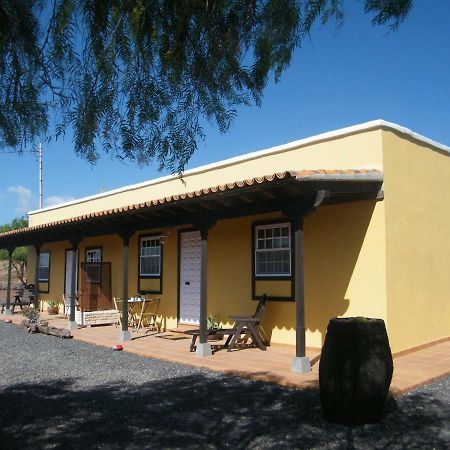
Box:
79;262;112;311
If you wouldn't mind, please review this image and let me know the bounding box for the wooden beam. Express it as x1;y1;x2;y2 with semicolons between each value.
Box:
238;193;255;204
118;230;134;341
34;244;41;306
198;201;214;210
293;218;306;358
178;204;197;213
5;248;13;315
261;190;277;200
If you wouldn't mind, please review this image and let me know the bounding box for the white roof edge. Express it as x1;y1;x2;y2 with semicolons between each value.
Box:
29;119;450;216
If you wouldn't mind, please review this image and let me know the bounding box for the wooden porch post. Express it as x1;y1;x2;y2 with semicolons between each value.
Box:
196;219;216;357
119;230;134;342
291;217;311;373
34;244;41;308
4;248;14;315
68;239;80;330
283;191;328;373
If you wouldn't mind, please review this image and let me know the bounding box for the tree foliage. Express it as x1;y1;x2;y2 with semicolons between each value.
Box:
0;0;413;173
0;217;28;286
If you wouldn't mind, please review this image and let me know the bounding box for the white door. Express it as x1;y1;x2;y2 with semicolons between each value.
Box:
65;250;78;296
179;231;201;324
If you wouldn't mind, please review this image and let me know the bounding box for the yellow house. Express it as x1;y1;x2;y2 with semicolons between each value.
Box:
1;120;449;371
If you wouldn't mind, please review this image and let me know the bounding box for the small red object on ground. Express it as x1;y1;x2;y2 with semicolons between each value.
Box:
113;344;123;351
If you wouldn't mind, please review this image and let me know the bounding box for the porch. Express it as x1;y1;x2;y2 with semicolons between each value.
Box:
2;311;449;395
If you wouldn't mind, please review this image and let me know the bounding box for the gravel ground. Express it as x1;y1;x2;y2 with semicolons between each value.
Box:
0;321;449;450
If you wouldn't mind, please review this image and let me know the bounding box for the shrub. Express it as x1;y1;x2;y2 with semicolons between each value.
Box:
20;305;40;324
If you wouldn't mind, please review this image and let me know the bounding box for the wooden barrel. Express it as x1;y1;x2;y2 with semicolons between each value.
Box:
319;317;393;425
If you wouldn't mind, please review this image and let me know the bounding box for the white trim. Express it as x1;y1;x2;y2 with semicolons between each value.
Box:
28;120;450;216
255;222;292;277
38;251;50;282
139;236;161;277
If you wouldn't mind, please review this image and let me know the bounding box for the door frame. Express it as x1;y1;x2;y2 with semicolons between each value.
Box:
177;227;200;324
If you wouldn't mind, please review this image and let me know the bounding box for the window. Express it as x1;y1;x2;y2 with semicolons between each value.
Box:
255;223;291;276
38;252;50;282
86;248;102;263
140;237;161;276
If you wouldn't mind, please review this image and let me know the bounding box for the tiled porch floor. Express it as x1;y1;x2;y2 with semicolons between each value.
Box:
1;311;449;395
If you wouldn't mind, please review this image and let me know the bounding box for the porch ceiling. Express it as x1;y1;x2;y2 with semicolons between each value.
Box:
0;169;383;248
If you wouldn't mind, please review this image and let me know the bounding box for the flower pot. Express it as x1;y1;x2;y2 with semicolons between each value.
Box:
47;306;59;315
319;317;393;425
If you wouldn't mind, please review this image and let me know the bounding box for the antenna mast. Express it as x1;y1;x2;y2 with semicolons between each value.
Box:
38;143;43;209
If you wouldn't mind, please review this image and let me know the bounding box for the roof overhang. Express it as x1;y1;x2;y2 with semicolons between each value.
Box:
0;169;383;249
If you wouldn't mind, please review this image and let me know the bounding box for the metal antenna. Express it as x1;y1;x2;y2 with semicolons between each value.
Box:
38;143;43;209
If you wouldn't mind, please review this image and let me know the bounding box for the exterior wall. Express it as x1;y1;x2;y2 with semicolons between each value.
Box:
29;130;383;226
27;200;387;348
382;130;450;352
303;200;387;348
28;241;68;309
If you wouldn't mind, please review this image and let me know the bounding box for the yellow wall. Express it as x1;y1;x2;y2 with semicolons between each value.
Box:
28;241;69;309
29;130;383;226
382;130;450;352
27;200;386;347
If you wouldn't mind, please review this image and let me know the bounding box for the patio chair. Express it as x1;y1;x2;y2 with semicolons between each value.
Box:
63;294;79;318
136;297;161;333
113;297;124;327
113;297;136;327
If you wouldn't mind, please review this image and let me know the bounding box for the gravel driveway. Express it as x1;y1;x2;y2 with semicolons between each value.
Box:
0;321;448;450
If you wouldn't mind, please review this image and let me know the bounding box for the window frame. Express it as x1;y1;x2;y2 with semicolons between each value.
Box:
85;247;102;263
254;222;292;278
38;251;51;282
139;235;162;278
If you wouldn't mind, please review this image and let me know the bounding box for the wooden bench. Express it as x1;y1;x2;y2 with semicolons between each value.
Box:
186;328;249;352
187;297;267;352
1;288;35;314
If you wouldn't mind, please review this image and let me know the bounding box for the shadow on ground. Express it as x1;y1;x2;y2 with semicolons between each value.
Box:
0;374;449;450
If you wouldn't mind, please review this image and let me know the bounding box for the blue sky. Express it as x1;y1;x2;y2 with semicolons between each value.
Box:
1;1;449;225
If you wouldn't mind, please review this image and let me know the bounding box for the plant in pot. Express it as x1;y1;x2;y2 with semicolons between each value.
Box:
207;315;222;341
47;300;59;315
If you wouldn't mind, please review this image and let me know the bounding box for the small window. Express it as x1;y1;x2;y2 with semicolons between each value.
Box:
140;237;161;276
38;252;50;282
86;248;102;263
255;223;291;276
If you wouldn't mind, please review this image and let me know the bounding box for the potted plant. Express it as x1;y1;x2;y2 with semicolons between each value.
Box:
47;300;59;315
207;315;222;341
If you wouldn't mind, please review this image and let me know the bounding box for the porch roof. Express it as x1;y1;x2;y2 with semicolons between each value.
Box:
0;168;383;248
